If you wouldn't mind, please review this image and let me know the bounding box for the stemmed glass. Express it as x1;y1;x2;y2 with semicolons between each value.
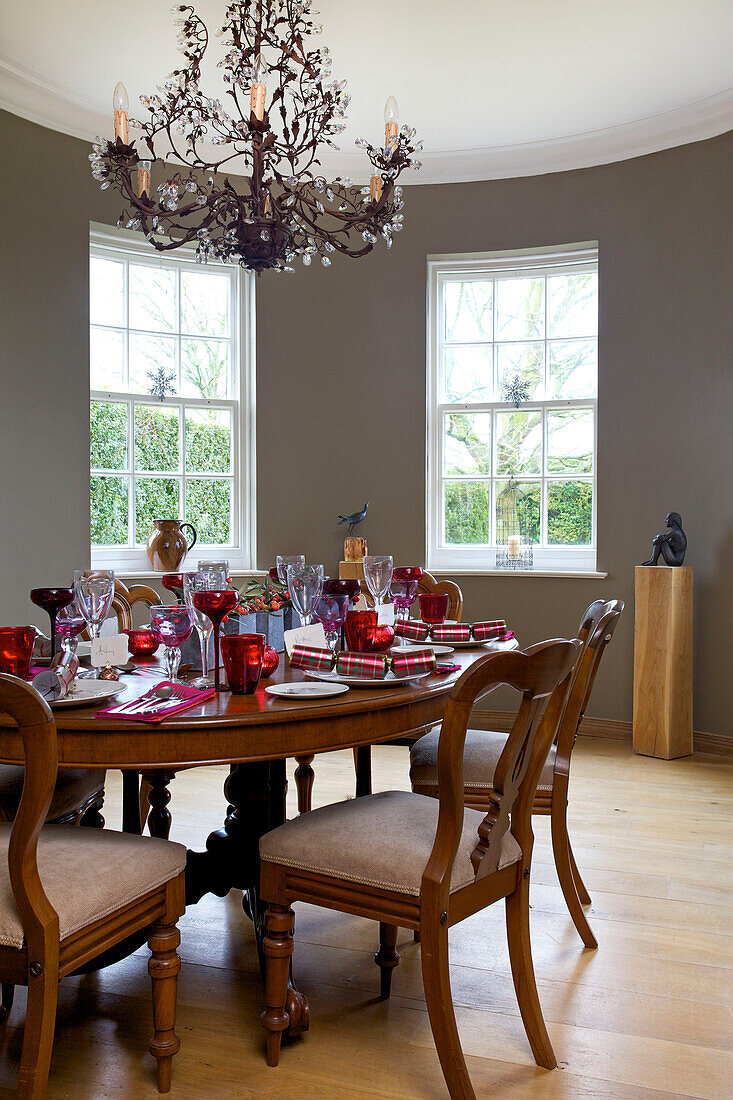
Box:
276;554;305;585
30;587;75;656
150;604;194;682
286;564;324;626
184;569;227;689
74;570;115;676
191;583;239;691
389;578;420;620
55;600;86;658
198;559;230;579
314;594;349;654
363;555;393;607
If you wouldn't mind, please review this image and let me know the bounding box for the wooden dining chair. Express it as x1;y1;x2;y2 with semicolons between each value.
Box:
0;674;187;1097
259;639;580;1096
410;599;624;949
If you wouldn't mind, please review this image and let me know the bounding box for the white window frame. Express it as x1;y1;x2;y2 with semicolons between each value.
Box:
89;224;256;573
427;244;599;574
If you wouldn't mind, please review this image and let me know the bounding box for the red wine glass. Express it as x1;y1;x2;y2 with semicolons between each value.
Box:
150;604;194;681
55;600;87;658
30;587;75;656
323;578;361;605
191;588;239;691
314;594;349;653
389;578;419;620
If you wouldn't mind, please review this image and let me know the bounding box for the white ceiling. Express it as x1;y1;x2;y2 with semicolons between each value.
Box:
1;0;731;182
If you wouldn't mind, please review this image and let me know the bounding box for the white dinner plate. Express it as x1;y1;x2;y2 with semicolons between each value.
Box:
307;670;430;689
427;636;516;650
50;681;126;708
391;643;454;656
266;681;350;698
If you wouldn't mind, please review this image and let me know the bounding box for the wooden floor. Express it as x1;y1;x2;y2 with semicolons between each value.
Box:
0;738;731;1099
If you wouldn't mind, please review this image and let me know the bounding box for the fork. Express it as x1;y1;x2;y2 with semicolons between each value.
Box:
145;685;192;716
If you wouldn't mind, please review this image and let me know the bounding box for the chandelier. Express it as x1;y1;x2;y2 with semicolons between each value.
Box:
89;1;423;273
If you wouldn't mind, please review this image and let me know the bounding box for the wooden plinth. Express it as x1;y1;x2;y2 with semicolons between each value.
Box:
633;566;693;759
344;537;367;562
339;559;365;585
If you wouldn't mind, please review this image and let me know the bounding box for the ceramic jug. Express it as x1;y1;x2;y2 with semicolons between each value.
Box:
146;519;197;572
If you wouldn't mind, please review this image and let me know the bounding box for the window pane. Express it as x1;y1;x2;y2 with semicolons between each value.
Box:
129;333;177;395
90;401;127;469
129;264;176;332
181;271;229;337
548;339;597;399
443;413;491;476
90;328;125;392
496;278;544;339
180;339;228;399
548;273;597;337
90;257;124;327
186;409;232;474
134;405;180;472
444;482;489;545
548;481;593;545
547;409;594;474
444;281;492;342
496;410;542;476
443;346;492;403
496;342;544;401
495;480;540;544
186;479;232;544
91;476;128;545
135;478;180;544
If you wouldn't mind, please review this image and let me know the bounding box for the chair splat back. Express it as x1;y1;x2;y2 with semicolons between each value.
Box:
0;676;60;955
424;640;579;895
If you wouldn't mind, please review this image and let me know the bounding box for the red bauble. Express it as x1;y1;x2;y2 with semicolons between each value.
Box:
369;625;395;653
260;645;280;678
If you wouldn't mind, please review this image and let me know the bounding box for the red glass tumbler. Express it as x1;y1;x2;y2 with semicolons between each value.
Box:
344;610;378;653
418;593;450;625
221;633;265;694
0;627;36;679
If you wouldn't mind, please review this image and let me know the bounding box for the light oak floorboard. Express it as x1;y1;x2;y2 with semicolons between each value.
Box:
0;738;729;1098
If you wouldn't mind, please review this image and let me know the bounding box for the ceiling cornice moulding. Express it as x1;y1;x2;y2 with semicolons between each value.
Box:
1;57;731;184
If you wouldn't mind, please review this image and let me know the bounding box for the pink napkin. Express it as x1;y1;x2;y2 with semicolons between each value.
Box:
96;681;216;724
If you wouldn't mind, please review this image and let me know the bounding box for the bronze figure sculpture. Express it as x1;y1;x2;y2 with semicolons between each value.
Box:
640;512;687;566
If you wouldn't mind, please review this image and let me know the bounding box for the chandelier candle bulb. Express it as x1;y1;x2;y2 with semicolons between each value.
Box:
508;535;521;560
113;81;129;144
384;95;399;150
370;175;383;202
137;160;151;198
250;51;268;121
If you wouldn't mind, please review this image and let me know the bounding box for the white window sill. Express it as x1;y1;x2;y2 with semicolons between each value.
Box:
116;569;267;581
431;569;608;579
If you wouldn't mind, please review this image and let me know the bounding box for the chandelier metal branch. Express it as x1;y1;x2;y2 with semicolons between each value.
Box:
90;0;423;273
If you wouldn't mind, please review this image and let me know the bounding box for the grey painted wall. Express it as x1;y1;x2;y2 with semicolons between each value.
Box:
1;110;731;734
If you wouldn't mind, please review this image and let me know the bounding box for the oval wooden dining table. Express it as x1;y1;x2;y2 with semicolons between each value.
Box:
0;647;506;1033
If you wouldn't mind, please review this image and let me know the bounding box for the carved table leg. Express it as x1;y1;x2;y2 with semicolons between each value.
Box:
184;757;309;1038
143;771;176;840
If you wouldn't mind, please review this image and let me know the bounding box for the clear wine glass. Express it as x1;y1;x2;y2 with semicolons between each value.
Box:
286;563;324;626
363;555;393;606
276;554;305;585
314;593;349;653
184;569;227;689
74;569;115;648
198;559;230;580
55;600;86;658
150;604;194;681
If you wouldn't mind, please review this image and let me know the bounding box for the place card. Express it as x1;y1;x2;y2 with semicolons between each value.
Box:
284;622;327;658
90;634;128;669
377;602;396;626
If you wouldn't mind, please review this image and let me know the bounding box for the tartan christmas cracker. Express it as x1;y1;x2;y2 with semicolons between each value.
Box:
336;651;388;678
393;619;431;641
290;644;335;672
391;647;437;676
431;623;472;643
472;620;509;641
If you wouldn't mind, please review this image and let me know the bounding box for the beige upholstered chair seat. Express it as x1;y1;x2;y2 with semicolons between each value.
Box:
0;765;105;823
0;826;186;948
410;728;556;792
260;790;521;897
